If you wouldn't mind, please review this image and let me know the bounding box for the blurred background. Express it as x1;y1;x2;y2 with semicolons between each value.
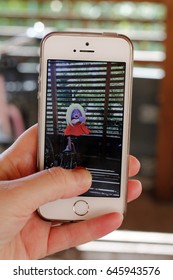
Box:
0;0;173;260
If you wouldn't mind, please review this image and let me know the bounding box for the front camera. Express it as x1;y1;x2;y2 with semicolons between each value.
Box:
85;42;89;46
73;49;76;52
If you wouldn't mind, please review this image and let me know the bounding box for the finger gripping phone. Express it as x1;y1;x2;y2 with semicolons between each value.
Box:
37;31;133;221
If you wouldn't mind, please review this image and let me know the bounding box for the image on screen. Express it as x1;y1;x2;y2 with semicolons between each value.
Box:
44;59;126;197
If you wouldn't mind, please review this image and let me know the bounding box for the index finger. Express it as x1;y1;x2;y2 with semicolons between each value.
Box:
129;155;140;177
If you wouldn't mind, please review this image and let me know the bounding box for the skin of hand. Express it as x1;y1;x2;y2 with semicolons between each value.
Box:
0;125;142;260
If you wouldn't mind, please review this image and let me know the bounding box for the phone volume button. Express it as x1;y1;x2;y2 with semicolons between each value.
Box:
37;91;41;100
37;76;41;99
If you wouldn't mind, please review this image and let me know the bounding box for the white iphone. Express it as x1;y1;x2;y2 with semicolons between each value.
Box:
37;31;133;221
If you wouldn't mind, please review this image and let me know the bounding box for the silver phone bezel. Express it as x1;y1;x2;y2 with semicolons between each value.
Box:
37;31;133;221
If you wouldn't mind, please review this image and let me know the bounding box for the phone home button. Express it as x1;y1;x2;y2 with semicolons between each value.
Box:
73;200;89;216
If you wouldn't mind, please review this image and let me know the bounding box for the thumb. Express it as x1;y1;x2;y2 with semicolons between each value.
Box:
2;167;92;215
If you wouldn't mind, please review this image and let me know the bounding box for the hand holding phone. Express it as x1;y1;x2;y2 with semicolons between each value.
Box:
37;31;133;221
0;124;141;259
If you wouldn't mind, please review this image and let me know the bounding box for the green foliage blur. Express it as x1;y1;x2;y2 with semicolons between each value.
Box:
0;1;167;52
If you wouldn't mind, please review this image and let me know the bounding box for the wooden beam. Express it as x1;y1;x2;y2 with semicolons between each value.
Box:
155;0;173;199
0;12;165;23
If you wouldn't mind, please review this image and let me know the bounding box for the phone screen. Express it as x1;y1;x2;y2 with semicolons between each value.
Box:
44;59;126;198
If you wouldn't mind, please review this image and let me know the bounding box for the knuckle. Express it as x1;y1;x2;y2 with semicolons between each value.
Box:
46;167;67;186
46;167;74;197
